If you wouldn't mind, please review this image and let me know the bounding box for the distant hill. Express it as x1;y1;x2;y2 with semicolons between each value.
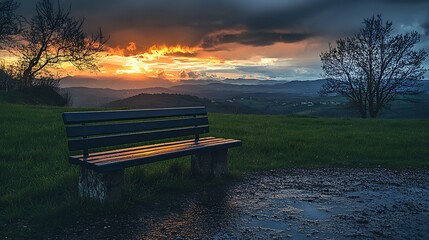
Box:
179;78;290;85
106;93;258;114
107;93;209;108
59;76;175;89
221;79;289;85
61;79;429;118
63;79;327;106
420;80;429;92
61;87;174;107
170;80;326;99
61;87;146;107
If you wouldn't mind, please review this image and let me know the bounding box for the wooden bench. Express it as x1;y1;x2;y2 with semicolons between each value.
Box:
63;106;242;202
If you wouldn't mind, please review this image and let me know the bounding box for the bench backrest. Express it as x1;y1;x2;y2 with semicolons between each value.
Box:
63;107;208;155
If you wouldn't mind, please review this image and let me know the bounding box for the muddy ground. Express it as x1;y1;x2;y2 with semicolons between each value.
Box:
53;168;429;239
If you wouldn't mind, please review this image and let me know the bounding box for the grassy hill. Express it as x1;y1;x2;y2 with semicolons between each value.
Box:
62;87;175;107
106;93;210;108
0;88;67;106
105;93;258;113
0;102;428;238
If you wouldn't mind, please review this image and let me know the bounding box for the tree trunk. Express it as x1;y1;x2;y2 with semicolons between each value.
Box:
22;58;37;88
368;99;379;118
22;71;32;89
368;102;375;118
358;103;367;118
369;109;378;118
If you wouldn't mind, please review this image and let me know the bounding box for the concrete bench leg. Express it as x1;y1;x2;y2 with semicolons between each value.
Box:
191;149;228;178
78;167;124;203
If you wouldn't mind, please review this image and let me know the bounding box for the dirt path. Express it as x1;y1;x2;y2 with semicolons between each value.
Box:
53;168;429;239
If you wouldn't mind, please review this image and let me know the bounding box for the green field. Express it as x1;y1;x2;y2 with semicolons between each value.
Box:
0;102;428;238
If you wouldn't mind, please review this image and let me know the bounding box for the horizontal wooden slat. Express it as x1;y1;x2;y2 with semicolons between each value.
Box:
63;107;207;124
71;137;216;159
77;137;230;163
97;140;241;172
68;126;209;151
70;138;242;172
72;137;218;161
90;138;238;164
66;117;208;137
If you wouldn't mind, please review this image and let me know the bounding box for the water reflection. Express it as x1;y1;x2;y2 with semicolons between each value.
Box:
135;187;237;239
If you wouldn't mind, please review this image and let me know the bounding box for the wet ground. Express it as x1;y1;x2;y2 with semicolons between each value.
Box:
55;168;429;239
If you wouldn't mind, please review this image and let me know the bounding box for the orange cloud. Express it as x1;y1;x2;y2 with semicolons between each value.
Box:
135;45;202;61
74;39;323;81
126;42;137;52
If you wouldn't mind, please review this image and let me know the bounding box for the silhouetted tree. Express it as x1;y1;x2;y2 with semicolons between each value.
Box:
320;15;427;118
0;0;20;47
14;0;106;88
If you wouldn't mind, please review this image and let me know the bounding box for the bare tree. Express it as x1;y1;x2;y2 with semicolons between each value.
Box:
320;15;427;118
0;0;20;47
14;0;107;88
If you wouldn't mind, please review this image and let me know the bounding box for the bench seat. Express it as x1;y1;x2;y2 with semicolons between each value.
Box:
63;106;242;202
70;137;241;172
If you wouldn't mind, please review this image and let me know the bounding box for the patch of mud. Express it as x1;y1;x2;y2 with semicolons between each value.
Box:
53;168;429;239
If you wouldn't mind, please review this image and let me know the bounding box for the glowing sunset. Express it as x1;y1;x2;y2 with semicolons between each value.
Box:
0;0;428;81
1;0;427;83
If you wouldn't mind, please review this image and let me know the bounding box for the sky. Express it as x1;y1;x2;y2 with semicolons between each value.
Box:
12;0;429;82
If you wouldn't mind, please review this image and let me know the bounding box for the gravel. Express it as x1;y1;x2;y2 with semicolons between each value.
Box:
52;168;429;239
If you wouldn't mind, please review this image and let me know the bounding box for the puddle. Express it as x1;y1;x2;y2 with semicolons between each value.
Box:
52;168;429;240
295;201;331;220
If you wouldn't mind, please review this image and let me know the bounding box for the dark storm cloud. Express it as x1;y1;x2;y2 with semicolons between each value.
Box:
383;0;428;3
244;0;341;31
201;32;312;48
423;15;429;36
16;0;429;49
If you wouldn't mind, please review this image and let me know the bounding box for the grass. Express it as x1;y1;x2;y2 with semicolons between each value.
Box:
0;88;67;106
0;102;428;238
